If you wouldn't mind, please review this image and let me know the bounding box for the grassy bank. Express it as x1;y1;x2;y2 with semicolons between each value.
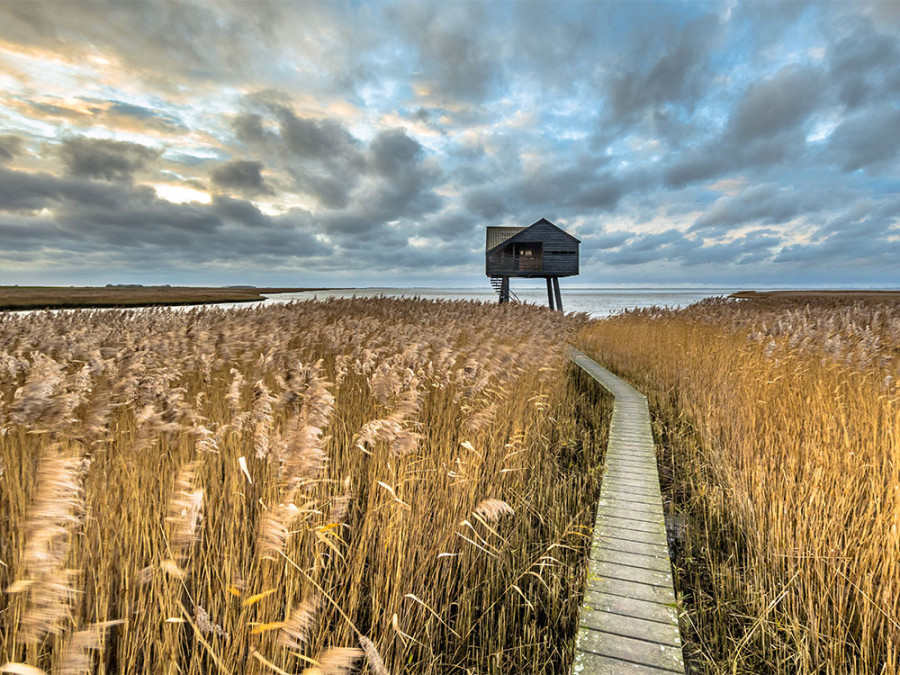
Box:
730;290;900;301
0;298;609;673
0;286;325;311
579;298;900;673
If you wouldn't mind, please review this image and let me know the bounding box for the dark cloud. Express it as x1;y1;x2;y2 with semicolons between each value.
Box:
211;195;277;229
370;129;422;178
586;231;632;250
0;135;23;162
0;166;139;212
464;189;507;221
233;98;367;209
690;183;844;231
57;136;161;182
828;19;900;109
605;14;718;123
826;105;900;172
210;159;273;195
365;129;442;220
726;65;823;143
0;165;327;269
463;157;623;222
662;63;824;189
275;108;362;165
663;152;727;189
232;113;273;146
393;2;501;103
603;228;783;268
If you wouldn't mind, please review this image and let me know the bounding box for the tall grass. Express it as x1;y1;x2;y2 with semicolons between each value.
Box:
0;298;608;673
579;298;900;674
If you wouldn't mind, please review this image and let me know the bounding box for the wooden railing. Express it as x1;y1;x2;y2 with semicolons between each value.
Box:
487;254;542;272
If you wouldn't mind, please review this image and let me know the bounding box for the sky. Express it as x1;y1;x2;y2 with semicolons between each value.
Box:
0;0;899;289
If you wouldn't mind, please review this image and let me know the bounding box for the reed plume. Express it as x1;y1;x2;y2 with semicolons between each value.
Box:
10;447;84;643
166;461;203;568
358;635;390;675
57;620;123;675
279;595;320;649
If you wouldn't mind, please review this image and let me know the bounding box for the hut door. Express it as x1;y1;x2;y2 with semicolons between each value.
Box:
515;243;542;271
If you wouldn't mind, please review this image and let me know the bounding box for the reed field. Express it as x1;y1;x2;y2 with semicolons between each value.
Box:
579;297;900;674
0;298;609;674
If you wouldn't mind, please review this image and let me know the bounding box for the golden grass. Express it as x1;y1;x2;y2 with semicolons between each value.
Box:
578;298;900;674
0;287;321;311
0;298;609;673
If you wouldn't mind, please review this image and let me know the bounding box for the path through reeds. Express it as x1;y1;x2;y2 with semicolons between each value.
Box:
579;297;900;674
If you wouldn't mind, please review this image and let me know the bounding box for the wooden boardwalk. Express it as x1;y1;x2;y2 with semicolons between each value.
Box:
569;348;685;674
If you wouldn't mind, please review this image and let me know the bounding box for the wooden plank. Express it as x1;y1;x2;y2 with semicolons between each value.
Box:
570;348;685;675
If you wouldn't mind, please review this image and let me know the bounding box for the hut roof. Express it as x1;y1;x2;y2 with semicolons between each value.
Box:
485;226;525;251
485;218;580;255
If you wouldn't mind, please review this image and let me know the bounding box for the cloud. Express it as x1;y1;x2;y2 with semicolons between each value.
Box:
210;159;272;195
0;135;23;162
690;183;839;231
0;164;328;270
726;65;824;143
103;101;189;134
604;13;718;123
365;128;442;220
392;2;501;103
828;18;900;109
0;166;137;212
602;228;784;268
826;105;900;172
232;113;273;146
232;97;368;209
0;1;899;285
57;136;161;182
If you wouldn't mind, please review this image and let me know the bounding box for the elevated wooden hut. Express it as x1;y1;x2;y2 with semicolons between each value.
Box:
485;218;579;310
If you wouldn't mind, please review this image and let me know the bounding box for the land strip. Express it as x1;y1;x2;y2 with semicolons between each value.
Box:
731;290;900;301
0;286;328;310
569;348;685;675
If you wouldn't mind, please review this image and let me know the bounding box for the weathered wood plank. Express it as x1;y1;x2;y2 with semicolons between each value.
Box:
570;348;685;675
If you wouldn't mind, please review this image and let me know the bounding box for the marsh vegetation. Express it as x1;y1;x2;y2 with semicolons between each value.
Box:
580;297;900;674
0;298;608;673
0;287;319;311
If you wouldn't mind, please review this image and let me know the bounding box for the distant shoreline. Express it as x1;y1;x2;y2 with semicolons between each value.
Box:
730;290;900;301
0;286;331;311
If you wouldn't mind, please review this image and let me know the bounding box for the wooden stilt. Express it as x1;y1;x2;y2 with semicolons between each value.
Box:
546;277;555;310
499;277;510;305
553;277;563;311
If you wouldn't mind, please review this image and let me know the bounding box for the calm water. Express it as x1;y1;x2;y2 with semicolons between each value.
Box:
264;287;738;318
